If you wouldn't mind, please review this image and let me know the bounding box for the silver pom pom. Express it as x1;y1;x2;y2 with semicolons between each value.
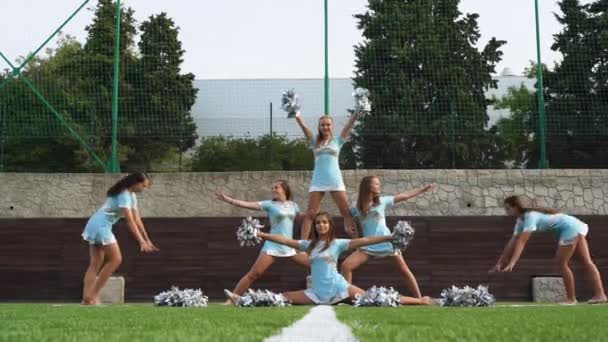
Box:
352;87;371;115
236;216;264;247
154;286;209;307
439;285;496;307
281;89;301;118
354;285;401;307
236;289;290;307
237;216;264;247
391;220;415;250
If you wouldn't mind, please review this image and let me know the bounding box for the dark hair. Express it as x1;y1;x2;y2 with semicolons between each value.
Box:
504;195;559;215
316;116;334;147
357;176;380;216
273;180;292;201
107;173;148;197
307;212;337;254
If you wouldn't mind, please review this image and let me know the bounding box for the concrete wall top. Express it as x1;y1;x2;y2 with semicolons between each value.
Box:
1;169;607;218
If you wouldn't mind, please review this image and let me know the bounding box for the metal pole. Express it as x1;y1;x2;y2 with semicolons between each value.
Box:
178;108;184;172
450;100;456;169
269;102;273;168
0;103;5;172
535;0;548;169
324;0;329;116
109;0;122;173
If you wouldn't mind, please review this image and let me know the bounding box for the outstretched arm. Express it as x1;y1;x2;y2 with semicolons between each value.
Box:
501;232;532;272
215;191;261;211
489;235;517;273
259;232;300;249
295;112;313;142
393;184;435;204
340;112;361;141
348;235;393;250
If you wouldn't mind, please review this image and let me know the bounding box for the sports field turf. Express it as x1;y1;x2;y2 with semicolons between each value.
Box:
1;303;607;341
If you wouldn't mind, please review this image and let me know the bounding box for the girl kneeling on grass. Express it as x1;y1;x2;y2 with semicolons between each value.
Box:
490;195;607;305
225;212;434;306
81;173;159;305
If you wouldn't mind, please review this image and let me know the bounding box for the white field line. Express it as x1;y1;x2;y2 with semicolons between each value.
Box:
264;305;358;342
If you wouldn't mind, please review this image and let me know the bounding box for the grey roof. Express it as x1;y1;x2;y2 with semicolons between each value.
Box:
192;76;535;138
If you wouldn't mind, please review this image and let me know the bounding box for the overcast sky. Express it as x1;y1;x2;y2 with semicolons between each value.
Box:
1;0;571;79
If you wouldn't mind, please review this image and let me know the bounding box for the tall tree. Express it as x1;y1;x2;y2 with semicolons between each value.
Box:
540;0;608;167
351;0;506;168
122;12;198;170
496;0;608;168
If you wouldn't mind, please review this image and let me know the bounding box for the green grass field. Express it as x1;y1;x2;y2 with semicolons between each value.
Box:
336;304;608;341
1;303;607;342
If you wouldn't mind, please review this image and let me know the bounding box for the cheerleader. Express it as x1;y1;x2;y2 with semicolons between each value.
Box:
81;173;158;305
216;180;309;304
225;212;434;306
342;176;434;298
295;111;360;239
490;195;606;305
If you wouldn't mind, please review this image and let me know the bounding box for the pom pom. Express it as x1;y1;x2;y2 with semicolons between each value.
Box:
354;286;401;307
237;216;264;247
281;89;301;118
439;285;496;307
352;87;371;115
391;220;415;250
236;289;290;307
154;286;208;307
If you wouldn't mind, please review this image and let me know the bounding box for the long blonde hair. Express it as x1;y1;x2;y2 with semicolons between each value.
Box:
316;116;334;147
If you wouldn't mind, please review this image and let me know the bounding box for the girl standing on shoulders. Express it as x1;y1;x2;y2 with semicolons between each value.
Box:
295;111;360;239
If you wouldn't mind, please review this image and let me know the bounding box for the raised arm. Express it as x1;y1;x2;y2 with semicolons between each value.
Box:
394;184;436;204
348;234;393;250
215;191;261;211
123;208;156;252
259;232;300;249
501;232;532;272
340;112;360;141
295;112;313;142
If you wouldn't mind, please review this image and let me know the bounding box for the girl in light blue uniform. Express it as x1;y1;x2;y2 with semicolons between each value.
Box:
342;176;435;298
216;180;309;304
227;212;434;306
295;112;360;239
81;173;158;305
491;195;607;305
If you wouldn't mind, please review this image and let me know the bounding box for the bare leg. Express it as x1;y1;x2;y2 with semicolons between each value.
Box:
391;254;422;298
224;253;276;304
290;252;311;269
89;243;122;305
282;290;315;305
330;191;357;238
82;245;105;305
341;250;369;283
348;285;432;305
574;236;607;302
301;192;324;239
555;241;578;304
